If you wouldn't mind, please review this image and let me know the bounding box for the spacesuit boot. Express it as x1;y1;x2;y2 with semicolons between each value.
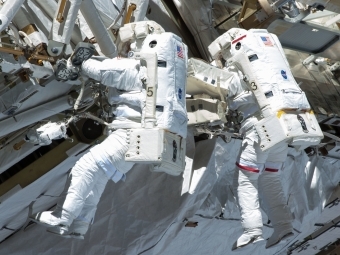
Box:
232;228;264;250
232;168;264;250
30;210;74;235
46;187;102;240
47;219;89;239
258;170;293;249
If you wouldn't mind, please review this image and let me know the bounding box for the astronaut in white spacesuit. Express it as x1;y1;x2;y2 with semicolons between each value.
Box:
29;21;188;239
208;28;323;250
28;61;142;238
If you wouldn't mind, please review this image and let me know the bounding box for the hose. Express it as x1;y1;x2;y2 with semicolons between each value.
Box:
80;112;110;126
18;31;33;47
73;78;85;111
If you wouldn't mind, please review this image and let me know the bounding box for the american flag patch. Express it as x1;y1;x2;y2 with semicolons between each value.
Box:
177;45;184;59
261;36;273;46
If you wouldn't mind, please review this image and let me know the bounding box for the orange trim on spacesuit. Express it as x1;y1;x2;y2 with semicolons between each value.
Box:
236;162;260;173
232;35;247;44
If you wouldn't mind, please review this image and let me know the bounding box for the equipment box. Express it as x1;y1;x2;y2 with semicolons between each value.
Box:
187;58;231;98
125;128;186;176
255;110;323;151
186;98;226;125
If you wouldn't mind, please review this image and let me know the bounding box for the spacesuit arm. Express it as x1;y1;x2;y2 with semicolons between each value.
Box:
208;28;246;61
207;28;249;99
81;57;144;91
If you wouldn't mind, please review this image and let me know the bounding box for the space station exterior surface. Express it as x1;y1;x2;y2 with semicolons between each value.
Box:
0;1;339;255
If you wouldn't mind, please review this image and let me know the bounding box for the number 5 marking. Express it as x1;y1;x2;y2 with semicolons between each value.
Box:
147;87;153;97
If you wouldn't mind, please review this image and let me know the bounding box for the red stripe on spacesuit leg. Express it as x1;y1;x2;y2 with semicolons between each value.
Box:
264;168;279;172
236;162;260;173
232;35;247;44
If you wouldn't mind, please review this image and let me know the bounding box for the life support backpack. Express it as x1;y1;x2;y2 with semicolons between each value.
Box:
123;31;188;176
221;29;323;150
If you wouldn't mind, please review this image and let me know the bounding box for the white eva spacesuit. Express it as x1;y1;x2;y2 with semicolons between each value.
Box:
208;28;323;249
30;21;188;239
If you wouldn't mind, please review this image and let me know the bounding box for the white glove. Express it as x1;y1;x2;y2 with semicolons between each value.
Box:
25;122;67;146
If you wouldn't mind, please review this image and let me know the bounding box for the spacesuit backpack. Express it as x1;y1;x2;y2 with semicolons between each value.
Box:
124;32;188;176
224;29;323;151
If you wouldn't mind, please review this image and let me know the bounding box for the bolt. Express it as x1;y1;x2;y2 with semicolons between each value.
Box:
51;47;59;54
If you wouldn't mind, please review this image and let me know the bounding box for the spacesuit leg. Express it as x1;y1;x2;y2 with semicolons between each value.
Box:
47;171;107;239
259;162;293;248
30;151;109;234
30;129;132;235
70;174;108;238
232;168;264;250
232;128;266;250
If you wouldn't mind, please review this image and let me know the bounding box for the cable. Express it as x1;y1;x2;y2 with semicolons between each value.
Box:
0;124;30;149
73;78;85;111
214;11;240;29
107;0;127;30
77;98;97;113
0;41;25;48
0;77;19;95
80;112;110;126
18;31;33;47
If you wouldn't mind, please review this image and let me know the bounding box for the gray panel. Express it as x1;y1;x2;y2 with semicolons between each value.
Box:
279;22;339;54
